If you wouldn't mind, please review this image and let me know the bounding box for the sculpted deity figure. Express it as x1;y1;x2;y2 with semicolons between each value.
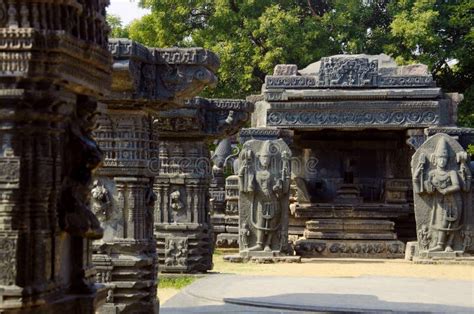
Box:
239;140;291;253
170;190;185;222
412;135;472;254
91;180;112;222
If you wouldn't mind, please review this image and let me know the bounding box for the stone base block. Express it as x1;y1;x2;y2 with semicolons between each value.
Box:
216;233;239;248
404;241;418;261
412;256;474;265
294;203;411;219
223;254;301;264
0;284;107;314
295;239;405;258
156;223;213;273
99;301;159;314
93;246;157;314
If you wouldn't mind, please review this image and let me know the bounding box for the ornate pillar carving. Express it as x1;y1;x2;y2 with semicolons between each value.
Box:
0;0;111;312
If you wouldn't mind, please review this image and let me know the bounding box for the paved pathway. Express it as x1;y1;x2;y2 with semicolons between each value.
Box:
161;274;474;313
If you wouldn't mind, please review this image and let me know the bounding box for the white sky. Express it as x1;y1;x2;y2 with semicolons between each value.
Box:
108;0;150;25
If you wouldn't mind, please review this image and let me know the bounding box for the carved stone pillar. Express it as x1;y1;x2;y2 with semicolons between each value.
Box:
0;0;111;312
154;98;253;272
92;39;221;311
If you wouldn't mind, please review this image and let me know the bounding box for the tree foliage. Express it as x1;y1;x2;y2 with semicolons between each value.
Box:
107;14;130;38
110;0;473;127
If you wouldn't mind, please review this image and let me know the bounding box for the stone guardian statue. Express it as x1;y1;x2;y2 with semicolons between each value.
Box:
411;133;472;257
238;139;291;256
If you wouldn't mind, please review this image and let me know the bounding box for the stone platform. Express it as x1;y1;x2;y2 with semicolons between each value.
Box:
161;274;473;313
223;254;301;264
295;218;405;258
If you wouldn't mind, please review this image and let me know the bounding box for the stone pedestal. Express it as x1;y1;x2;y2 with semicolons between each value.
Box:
293;203;406;258
153;98;253;272
296;218;404;258
0;1;111;312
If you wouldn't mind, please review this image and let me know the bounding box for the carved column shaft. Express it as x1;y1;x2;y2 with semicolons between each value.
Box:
92;109;158;313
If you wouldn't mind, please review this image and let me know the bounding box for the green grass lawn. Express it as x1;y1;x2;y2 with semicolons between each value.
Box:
159;276;198;289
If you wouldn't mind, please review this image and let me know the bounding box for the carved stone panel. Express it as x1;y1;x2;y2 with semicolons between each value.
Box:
411;133;472;257
238;139;292;256
164;237;189;267
318;57;378;87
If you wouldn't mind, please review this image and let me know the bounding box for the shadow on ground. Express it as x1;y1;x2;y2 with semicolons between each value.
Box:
225;293;473;313
162;292;473;313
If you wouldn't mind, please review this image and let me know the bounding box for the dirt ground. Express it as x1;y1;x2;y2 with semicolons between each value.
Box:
213;255;474;281
158;253;474;303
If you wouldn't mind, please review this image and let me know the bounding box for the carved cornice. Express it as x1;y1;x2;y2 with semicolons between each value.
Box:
425;127;474;136
0;29;111;97
152;97;253;139
239;128;294;144
264;88;442;102
266;101;449;129
107;39;220;105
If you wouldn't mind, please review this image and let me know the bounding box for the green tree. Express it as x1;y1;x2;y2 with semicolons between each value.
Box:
388;0;474;127
131;0;393;98
130;0;473;126
107;14;130;38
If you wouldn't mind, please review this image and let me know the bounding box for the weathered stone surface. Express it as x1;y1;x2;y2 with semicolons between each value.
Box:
411;133;472;259
238;138;292;257
0;0;111;312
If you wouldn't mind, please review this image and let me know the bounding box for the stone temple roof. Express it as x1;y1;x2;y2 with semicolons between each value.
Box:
265;54;434;90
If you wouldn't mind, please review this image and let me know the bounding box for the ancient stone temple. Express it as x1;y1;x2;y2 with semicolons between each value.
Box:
154;98;253;272
411;133;472;260
91;39;220;312
0;0;111;312
249;54;465;258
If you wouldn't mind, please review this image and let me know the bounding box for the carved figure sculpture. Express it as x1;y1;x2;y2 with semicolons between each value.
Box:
240;223;250;249
238;139;291;255
411;133;472;256
170;190;185;222
91;180;112;222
